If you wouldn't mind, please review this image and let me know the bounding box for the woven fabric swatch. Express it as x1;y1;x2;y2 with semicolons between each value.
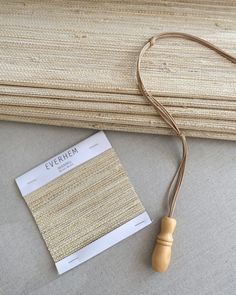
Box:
23;148;145;263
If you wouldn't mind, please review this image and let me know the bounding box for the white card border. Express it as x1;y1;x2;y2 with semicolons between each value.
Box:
55;211;151;274
15;131;111;197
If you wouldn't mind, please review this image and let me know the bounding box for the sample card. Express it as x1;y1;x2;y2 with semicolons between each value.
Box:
16;131;151;274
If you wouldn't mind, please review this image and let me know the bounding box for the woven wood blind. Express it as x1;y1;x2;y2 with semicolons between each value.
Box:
0;1;236;140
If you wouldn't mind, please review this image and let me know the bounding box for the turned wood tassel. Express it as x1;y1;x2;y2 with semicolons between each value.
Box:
152;216;176;272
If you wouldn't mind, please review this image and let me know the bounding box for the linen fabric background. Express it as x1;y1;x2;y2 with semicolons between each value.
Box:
1;125;235;295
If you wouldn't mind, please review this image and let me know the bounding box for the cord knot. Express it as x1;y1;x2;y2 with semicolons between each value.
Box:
179;132;186;138
149;37;156;47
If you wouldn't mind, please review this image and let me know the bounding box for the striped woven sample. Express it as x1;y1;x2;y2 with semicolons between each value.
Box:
24;148;145;262
0;1;236;140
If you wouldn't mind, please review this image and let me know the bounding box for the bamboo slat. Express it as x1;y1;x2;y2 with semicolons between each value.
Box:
1;96;236;121
1;114;236;141
1;105;236;134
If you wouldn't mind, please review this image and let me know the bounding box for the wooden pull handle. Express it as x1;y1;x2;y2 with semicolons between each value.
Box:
152;216;176;272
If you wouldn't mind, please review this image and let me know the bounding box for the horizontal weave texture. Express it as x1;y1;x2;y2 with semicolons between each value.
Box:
24;148;145;262
0;1;235;140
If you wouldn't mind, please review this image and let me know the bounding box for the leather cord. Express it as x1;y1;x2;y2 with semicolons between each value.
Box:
136;32;236;217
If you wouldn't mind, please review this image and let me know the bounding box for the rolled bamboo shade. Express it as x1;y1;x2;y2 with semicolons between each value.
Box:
0;1;236;140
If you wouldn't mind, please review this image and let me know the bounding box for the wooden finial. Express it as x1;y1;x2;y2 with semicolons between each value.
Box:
151;216;176;272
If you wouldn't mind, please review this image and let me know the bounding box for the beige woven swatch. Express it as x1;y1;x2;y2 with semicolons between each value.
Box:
24;148;144;263
0;1;235;140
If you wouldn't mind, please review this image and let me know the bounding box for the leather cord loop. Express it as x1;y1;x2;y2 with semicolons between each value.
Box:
136;32;236;217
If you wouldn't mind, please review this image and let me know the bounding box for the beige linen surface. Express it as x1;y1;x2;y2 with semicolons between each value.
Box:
1;124;236;295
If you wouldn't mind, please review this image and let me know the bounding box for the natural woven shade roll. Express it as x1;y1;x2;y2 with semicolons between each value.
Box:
0;1;236;140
